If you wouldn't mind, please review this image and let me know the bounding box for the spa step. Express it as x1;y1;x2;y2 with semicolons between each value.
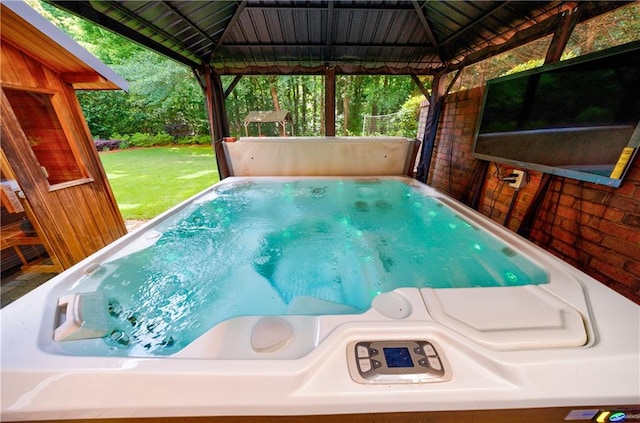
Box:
54;292;110;341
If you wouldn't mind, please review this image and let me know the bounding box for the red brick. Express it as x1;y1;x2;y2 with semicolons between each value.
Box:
583;241;627;267
598;220;640;243
555;205;578;221
581;187;610;203
613;180;637;197
622;213;640;228
558;218;579;235
601;236;640;261
580;201;607;217
561;183;582;198
603;207;625;223
590;257;637;286
549;232;577;250
579;226;605;243
624;260;640;279
608;196;640;214
558;194;576;207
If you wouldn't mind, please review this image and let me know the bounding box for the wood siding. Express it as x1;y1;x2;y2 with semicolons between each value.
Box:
1;41;126;269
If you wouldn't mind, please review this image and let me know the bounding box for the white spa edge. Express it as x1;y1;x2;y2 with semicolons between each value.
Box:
1;176;639;421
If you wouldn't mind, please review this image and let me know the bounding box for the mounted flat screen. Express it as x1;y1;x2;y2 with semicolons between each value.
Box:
473;41;640;187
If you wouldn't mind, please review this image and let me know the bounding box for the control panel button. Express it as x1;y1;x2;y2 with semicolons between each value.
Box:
372;360;382;369
369;348;379;356
418;358;429;367
357;345;369;358
413;346;424;355
359;358;372;373
427;356;442;371
423;343;437;356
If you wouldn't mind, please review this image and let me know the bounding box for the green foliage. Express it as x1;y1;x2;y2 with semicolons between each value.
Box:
395;95;424;137
126;133;173;147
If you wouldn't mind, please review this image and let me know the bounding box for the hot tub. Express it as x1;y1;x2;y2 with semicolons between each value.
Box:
1;175;639;421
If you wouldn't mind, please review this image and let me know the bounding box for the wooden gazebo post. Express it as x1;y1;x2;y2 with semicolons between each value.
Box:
195;64;231;179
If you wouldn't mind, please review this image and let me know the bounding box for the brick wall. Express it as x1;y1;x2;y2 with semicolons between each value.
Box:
426;87;640;304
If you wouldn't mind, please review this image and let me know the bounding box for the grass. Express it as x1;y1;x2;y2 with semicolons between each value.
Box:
99;146;220;220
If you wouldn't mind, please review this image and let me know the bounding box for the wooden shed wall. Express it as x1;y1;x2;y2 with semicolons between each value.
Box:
1;41;126;269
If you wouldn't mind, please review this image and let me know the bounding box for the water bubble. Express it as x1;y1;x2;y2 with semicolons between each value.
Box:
472;243;483;251
504;272;518;283
448;223;457;229
428;210;437;217
311;186;327;197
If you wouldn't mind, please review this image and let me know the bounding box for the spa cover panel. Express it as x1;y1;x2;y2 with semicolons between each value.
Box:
421;286;588;350
223;136;415;176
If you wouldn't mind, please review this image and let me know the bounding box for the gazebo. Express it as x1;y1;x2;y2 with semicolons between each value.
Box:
243;111;293;137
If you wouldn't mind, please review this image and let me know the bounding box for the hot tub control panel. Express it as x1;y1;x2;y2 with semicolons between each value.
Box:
347;340;450;384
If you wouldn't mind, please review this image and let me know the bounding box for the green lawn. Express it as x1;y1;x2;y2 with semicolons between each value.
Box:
99;146;220;220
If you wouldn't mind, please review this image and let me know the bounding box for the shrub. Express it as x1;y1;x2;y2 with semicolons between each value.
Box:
94;139;123;151
129;132;172;147
129;133;153;147
176;135;211;145
151;133;173;146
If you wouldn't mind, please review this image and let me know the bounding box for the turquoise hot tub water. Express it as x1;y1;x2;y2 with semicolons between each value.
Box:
59;179;547;356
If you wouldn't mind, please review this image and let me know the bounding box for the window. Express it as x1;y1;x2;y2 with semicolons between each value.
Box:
4;88;89;187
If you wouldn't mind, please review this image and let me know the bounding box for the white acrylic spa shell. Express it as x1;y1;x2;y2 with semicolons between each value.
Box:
2;175;639;421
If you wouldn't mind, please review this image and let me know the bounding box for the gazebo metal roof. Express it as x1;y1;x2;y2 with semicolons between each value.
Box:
47;1;627;75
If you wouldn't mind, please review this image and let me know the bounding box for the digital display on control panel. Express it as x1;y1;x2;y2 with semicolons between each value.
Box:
383;347;414;368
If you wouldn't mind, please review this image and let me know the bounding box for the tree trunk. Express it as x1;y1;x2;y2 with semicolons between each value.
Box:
301;81;307;135
269;76;281;111
343;95;349;136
